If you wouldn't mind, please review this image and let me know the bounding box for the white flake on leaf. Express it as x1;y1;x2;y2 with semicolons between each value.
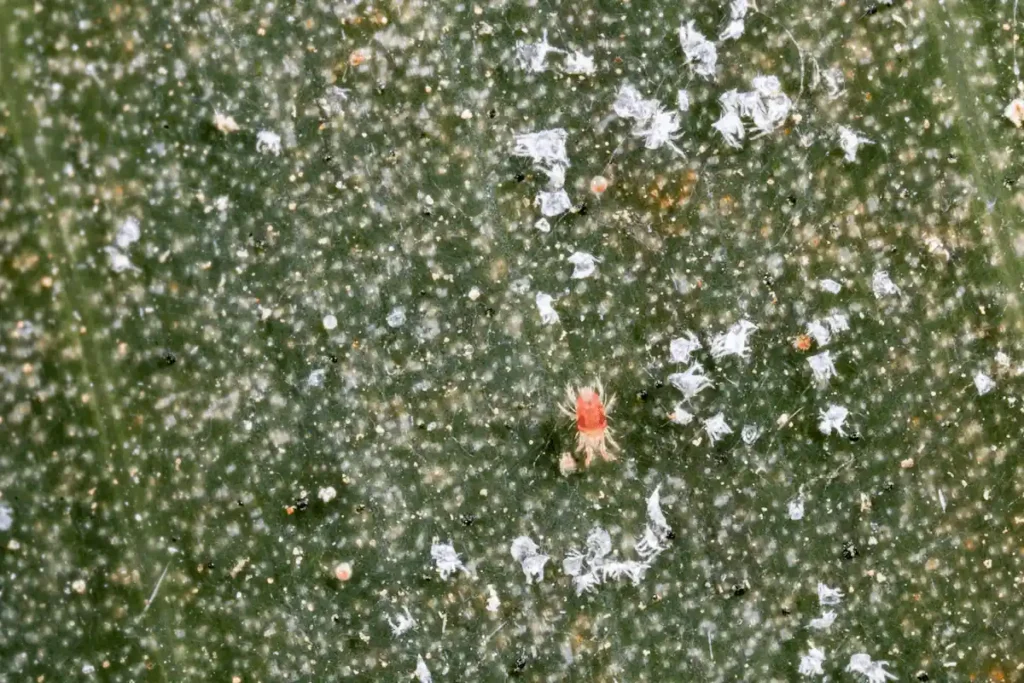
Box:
512;129;570;172
678;21;718;79
386;306;407;328
798;646;826;677
105;247;138;273
115;217;141;249
563;51;596;75
710;319;757;360
837;126;873;162
712;111;745;148
974;372;995;396
788;497;805;521
820;278;842;293
510;536;550;584
612;84;682;153
818;404;849;436
806;320;831;347
1004;98;1024;128
817;582;843;606
871;270;900;298
703;413;733;444
677;89;690;112
388;607;417;637
669;332;702;364
536;189;572;217
534;217;551;233
256;130;282;156
808;610;836;631
0;502;12;531
807;351;837;383
213;112;240;133
645;486;671;537
535;292;559;325
714;76;791;147
720;0;748;41
823;67;845;100
741;424;762;445
668;363;713;401
430;541;466;580
515;30;562;73
567;251;600;279
668;404;695;425
846;654;897;683
486;585;501;612
414;655;433;683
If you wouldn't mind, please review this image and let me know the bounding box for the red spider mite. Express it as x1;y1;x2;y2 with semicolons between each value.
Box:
559;380;619;467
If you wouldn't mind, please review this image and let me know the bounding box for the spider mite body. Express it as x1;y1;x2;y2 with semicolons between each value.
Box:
559;381;619;467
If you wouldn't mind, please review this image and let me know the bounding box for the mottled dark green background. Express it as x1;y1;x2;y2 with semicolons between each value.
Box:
1;0;1022;681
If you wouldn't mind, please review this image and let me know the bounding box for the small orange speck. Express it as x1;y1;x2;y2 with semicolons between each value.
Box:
285;506;295;515
590;175;609;195
349;49;369;66
794;334;812;351
334;562;353;581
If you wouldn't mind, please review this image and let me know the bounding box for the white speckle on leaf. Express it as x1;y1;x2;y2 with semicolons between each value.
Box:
974;372;995;396
386;306;406;328
808;610;836;631
871;270;900;298
536;189;572;216
710;319;757;360
534;217;551;233
388;607;416;637
703;413;733;444
788;497;805;521
0;503;12;531
1004;98;1024;127
818;404;849;436
677;89;690;111
741;424;762;445
414;655;433;683
817;582;844;606
798;646;826;677
669;332;701;363
307;369;326;388
322;314;338;331
668;404;695;425
486;585;501;612
668;363;713;401
317;486;337;503
678;20;717;79
567;251;600;279
512;128;570;171
535;292;559;325
837;126;873;162
819;278;842;293
563;51;596;75
430;541;466;580
256;130;282;156
846;653;897;683
807;351;837;383
515;30;562;73
115;216;140;249
213;112;240;133
612;84;682;153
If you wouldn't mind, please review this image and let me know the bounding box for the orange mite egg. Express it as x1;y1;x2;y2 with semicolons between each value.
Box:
589;175;609;195
334;562;353;581
349;49;369;67
793;334;812;352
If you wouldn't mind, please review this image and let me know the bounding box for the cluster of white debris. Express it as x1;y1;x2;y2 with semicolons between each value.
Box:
562;486;673;595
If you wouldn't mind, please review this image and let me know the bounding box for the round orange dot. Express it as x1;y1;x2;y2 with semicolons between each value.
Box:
589;175;609;195
334;562;353;581
349;49;368;67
